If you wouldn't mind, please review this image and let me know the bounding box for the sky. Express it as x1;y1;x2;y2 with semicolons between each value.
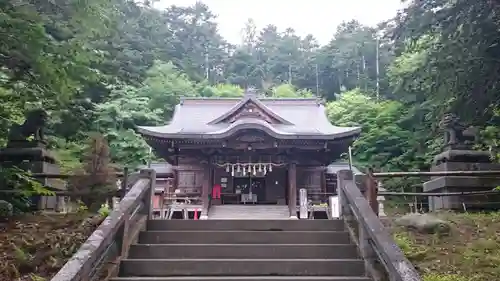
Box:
156;0;406;45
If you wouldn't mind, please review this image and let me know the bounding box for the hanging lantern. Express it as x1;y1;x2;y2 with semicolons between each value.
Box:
258;163;262;173
242;165;246;175
269;163;273;172
253;165;257;175
231;165;235;176
226;164;230;173
236;164;241;173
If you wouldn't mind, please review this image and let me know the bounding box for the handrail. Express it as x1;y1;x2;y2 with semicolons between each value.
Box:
337;170;421;281
50;169;156;281
373;170;500;177
124;171;141;190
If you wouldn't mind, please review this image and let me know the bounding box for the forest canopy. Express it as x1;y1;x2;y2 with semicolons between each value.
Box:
0;0;498;192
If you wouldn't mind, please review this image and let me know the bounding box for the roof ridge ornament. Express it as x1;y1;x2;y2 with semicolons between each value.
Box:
207;90;294;125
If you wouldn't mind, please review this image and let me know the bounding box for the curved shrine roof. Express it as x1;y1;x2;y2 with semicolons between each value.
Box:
137;96;361;140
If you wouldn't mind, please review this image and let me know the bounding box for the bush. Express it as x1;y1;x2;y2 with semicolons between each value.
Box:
0;166;54;214
0;200;13;220
98;202;111;217
68;133;117;212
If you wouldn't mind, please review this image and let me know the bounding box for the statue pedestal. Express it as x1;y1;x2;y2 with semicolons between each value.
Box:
0;141;66;211
423;161;500;211
433;149;491;165
425;113;500;211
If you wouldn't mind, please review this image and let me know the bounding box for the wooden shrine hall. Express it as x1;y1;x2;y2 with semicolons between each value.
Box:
137;89;361;219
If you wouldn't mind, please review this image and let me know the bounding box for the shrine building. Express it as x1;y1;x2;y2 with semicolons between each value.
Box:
137;89;360;218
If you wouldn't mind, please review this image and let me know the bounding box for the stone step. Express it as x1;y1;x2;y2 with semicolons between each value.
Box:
111;277;371;281
208;205;290;220
138;231;351;244
147;219;344;231
128;244;359;259
119;259;365;277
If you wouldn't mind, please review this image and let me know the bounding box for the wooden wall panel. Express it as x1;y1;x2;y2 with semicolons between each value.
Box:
297;168;323;203
175;157;204;196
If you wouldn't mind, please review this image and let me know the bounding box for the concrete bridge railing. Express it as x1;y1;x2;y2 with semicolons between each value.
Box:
337;169;422;281
49;167;421;281
50;169;156;281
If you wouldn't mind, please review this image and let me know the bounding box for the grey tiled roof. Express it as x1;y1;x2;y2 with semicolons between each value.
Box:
137;96;361;140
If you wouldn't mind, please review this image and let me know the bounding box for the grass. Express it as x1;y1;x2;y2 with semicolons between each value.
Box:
0;212;104;281
390;211;500;281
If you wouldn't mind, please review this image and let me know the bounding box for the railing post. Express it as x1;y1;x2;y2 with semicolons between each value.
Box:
140;168;156;220
358;222;384;281
354;170;379;216
366;168;379;216
120;211;130;258
121;167;129;194
337;170;353;219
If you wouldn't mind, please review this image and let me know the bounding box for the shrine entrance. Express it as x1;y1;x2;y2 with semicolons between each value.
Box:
231;176;266;204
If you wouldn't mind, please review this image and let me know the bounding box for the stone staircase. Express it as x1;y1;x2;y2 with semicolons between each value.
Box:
208;205;291;219
111;219;370;281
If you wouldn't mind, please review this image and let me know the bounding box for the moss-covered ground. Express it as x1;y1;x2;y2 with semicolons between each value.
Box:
389;212;500;281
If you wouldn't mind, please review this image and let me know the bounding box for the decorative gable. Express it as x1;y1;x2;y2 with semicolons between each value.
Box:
208;97;293;125
226;101;280;123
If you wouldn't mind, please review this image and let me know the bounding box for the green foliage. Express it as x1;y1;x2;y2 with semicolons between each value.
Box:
0;200;14;218
76;200;89;214
0;0;498;219
49;137;84;173
0;166;54;213
271;84;314;98
326;89;430;190
0;0;117;103
389;0;500;168
394;0;500;124
106;129;152;168
139;61;198;118
0;1;498;280
327;89;416;170
478;108;500;162
98;202;111;217
200;84;244;97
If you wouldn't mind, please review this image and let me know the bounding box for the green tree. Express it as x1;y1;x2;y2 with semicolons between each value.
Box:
271;84;314;98
69;133;117;212
94;84;162;167
200;84;244;97
326;89;422;189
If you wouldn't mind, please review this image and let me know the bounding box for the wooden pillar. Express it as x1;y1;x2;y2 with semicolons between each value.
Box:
173;169;178;193
365;168;379;216
173;156;179;193
200;161;210;220
288;162;298;219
